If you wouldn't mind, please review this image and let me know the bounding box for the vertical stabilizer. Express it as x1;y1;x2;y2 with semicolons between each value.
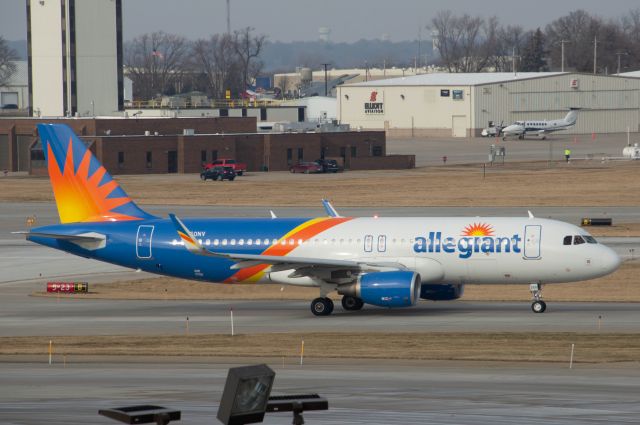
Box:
564;108;580;126
38;123;155;223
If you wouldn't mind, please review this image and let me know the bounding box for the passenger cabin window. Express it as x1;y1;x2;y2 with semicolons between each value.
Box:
573;235;585;245
563;236;572;245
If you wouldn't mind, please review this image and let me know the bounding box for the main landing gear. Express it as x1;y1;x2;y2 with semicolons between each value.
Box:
341;295;364;311
311;297;334;316
310;295;365;316
529;283;547;313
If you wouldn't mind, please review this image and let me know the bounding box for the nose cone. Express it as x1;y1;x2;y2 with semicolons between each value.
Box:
599;245;622;276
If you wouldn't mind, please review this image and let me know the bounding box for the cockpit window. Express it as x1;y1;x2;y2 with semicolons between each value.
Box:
584;236;598;244
563;236;572;245
573;235;585;245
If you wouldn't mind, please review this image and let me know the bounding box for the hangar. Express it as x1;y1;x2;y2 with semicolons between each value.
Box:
337;72;640;138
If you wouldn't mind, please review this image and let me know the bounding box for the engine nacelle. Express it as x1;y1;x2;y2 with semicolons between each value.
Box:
420;284;464;301
338;271;421;308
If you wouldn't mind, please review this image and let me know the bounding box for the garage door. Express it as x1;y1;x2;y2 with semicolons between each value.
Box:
452;115;467;138
1;92;19;106
0;136;8;170
17;136;33;171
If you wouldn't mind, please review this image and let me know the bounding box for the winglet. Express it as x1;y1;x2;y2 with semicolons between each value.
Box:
169;213;205;254
528;210;535;219
322;199;341;218
270;210;277;219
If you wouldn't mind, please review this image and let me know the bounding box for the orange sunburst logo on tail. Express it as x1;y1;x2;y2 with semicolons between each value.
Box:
47;138;141;223
461;222;494;237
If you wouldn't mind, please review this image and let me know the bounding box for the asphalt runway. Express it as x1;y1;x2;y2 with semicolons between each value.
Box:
2;359;640;425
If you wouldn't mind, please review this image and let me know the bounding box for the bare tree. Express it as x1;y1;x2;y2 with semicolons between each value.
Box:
544;10;623;73
192;33;242;98
431;11;492;72
124;32;190;100
233;27;266;89
0;36;18;87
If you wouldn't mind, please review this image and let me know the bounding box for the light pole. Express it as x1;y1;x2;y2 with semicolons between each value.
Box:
560;40;570;72
321;63;330;96
616;52;629;75
593;36;598;75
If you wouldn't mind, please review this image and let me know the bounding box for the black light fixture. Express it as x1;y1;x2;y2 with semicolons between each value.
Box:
217;364;276;425
99;405;181;425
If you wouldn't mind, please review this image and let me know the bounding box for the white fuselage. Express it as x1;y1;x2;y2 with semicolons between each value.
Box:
262;217;620;287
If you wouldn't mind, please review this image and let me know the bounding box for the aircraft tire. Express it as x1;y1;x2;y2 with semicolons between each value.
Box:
311;297;334;316
531;300;546;313
341;295;364;311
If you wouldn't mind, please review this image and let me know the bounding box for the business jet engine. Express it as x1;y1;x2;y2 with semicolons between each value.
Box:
337;271;421;308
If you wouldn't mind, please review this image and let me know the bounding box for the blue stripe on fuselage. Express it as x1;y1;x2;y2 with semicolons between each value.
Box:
29;217;311;283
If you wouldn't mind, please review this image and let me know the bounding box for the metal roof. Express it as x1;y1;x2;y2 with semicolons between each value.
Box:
619;70;640;78
344;72;568;87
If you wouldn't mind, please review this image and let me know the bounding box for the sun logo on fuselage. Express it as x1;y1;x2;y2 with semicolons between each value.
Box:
461;223;494;237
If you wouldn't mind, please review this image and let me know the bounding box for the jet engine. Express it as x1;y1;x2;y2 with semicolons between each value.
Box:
420;284;464;301
338;271;421;308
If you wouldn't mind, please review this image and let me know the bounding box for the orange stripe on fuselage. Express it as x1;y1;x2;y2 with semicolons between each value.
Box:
224;217;352;283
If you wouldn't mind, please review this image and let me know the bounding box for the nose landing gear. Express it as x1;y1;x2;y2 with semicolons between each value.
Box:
530;283;546;313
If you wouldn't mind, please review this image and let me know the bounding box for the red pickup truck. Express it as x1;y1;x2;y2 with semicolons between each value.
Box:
203;159;247;176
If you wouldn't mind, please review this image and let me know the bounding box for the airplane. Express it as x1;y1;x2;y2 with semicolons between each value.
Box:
17;123;621;316
501;108;580;140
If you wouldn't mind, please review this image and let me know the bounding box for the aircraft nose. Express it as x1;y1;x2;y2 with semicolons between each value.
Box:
599;245;622;275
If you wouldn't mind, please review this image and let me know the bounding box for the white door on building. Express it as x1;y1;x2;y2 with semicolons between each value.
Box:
452;116;467;137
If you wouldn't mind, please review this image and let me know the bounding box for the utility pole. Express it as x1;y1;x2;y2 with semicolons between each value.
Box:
593;36;598;75
226;0;231;34
616;52;628;75
511;47;520;75
321;63;330;96
560;40;570;72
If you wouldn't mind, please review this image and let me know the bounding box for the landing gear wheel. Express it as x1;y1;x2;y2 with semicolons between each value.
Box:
311;297;334;316
531;300;547;313
341;295;364;311
529;283;546;313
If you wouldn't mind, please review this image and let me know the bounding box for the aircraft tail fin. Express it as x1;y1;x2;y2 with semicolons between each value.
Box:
564;108;580;125
38;123;156;224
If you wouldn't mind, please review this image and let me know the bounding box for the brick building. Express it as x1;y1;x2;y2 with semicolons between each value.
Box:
0;117;414;175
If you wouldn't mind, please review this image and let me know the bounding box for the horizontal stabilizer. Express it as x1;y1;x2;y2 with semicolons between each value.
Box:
13;231;106;250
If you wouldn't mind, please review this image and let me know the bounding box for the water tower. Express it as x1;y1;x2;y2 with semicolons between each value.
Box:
318;27;331;43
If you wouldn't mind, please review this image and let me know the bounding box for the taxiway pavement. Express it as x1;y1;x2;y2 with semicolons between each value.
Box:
1;359;640;425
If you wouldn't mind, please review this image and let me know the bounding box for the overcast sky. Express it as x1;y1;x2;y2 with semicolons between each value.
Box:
1;0;639;43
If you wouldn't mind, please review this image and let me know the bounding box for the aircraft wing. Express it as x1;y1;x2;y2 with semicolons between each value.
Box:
169;214;405;272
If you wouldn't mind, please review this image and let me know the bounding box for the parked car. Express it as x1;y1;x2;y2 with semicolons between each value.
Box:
315;158;341;173
290;161;323;174
203;158;246;176
200;166;236;181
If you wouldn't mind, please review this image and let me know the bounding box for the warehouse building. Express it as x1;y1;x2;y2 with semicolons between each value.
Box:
337;72;640;138
0;117;412;174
